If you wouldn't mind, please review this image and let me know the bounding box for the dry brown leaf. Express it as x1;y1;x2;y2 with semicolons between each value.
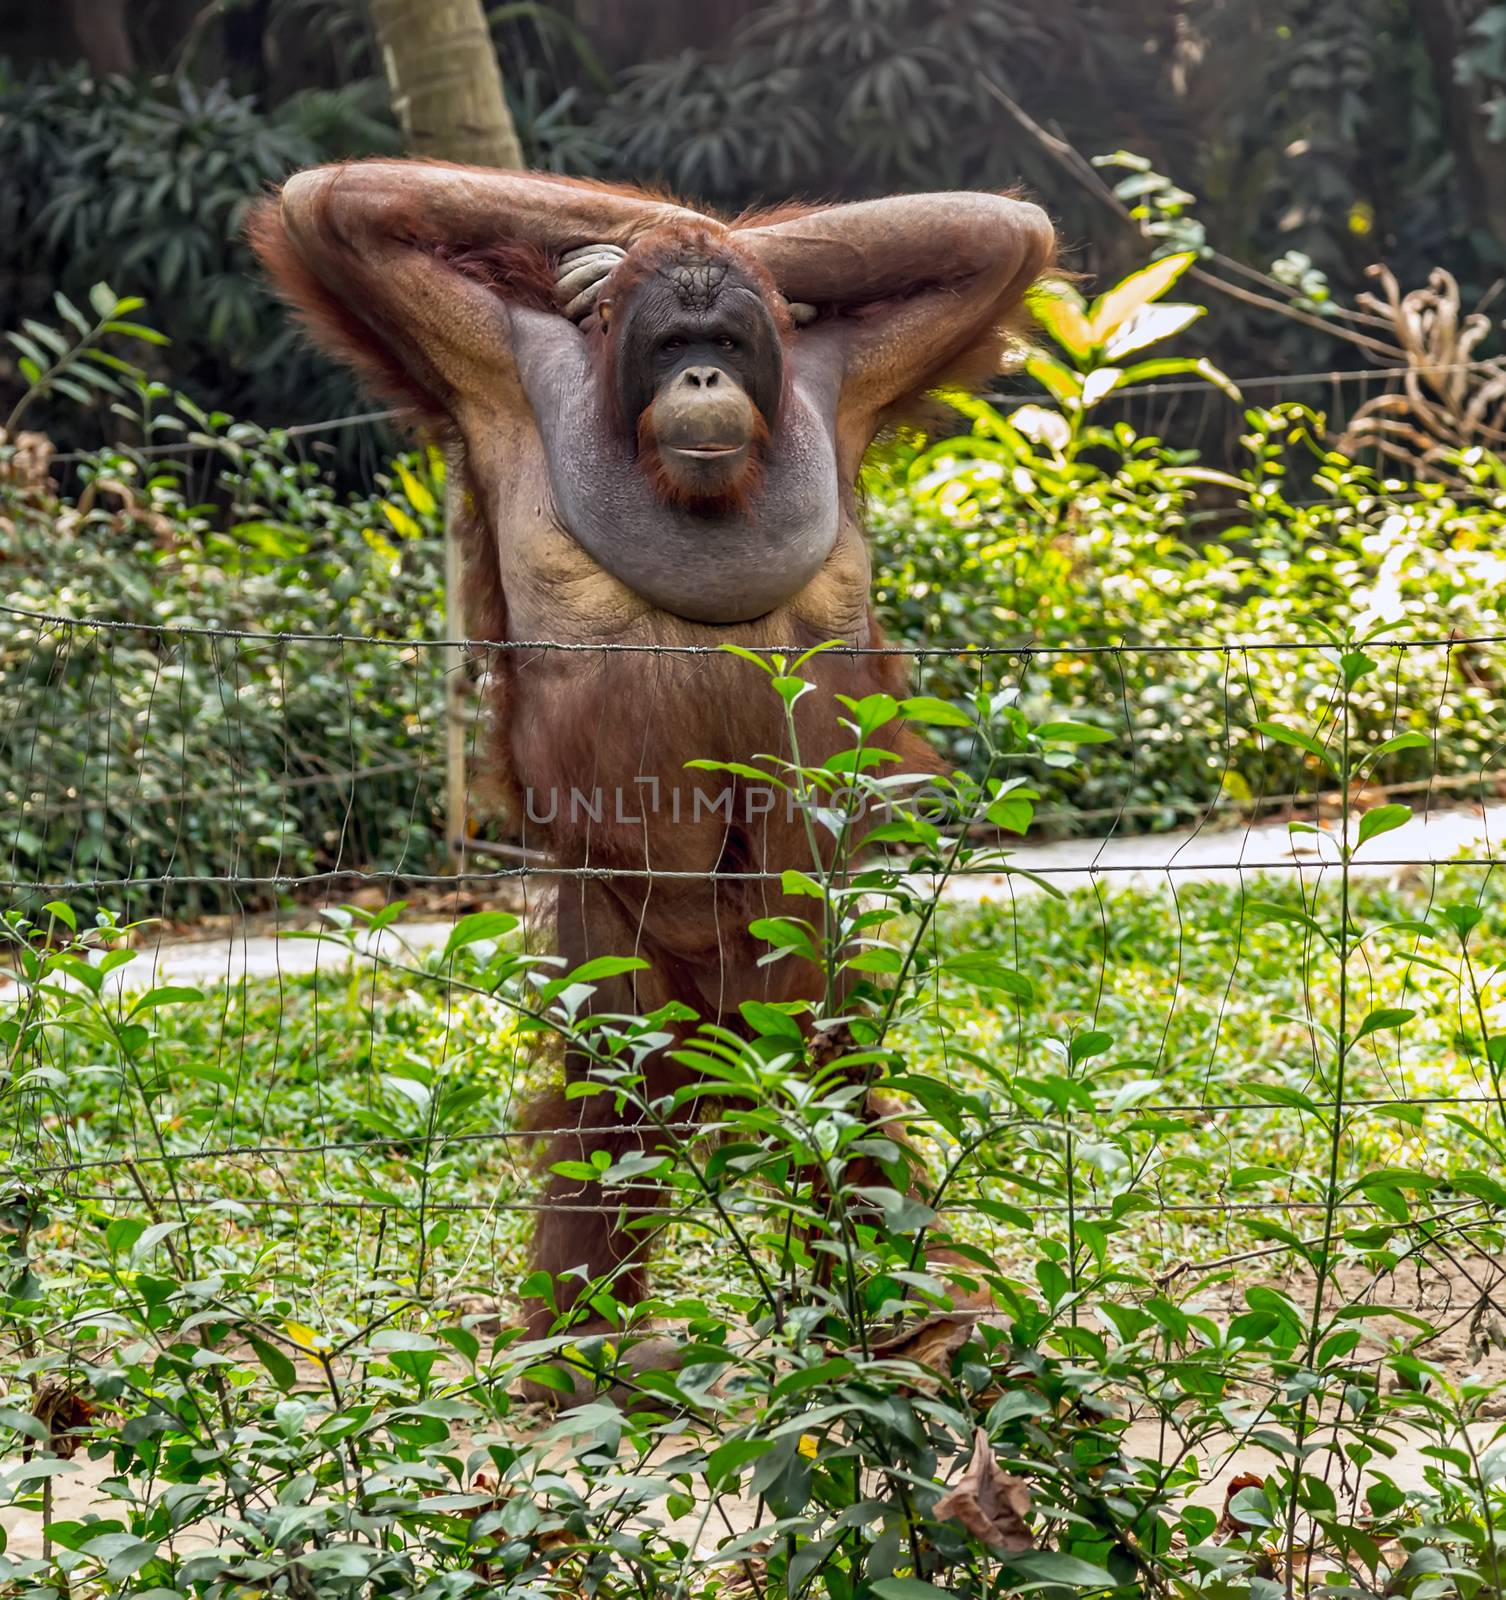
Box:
31;1379;97;1459
867;1311;979;1377
932;1426;1033;1553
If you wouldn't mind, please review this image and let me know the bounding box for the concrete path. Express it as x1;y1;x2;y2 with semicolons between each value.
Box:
936;796;1506;903
3;800;1500;994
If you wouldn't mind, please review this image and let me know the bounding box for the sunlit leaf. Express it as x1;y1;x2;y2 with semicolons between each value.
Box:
1088;250;1197;341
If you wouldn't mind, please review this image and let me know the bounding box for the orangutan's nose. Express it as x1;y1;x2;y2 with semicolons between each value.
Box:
679;366;721;389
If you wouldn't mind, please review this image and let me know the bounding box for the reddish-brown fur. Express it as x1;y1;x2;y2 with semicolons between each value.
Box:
247;198;445;428
634;403;770;514
434;240;560;313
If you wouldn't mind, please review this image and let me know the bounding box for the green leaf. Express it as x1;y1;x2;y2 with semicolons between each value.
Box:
1102;301;1203;361
943;954;1035;1002
128;985;204;1017
1037;720;1113;744
986;791;1036;834
1363;731;1429;767
780;869;825;899
442;911;519;958
1080;366;1124;407
1355;804;1410;850
1354;1007;1415;1042
739;1000;805;1041
566;955;649;984
1192;356;1242;400
102;321;169;345
1088;250;1197;341
248;1336;297;1391
871;1581;957;1600
53;292;90;335
717;643;775;674
1030;283;1095;359
1341;650;1377;689
1252;719;1335;770
706;1436;774;1487
901;695;974;729
1025;352;1084;407
1005;1550;1119;1590
749;917;818;962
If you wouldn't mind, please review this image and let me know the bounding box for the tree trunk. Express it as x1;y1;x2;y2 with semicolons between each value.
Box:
67;0;135;76
367;0;523;169
365;0;522;871
1411;0;1506;258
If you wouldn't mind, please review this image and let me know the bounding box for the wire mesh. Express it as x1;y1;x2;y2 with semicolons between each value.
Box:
4;602;1505;1252
8;399;1506;1588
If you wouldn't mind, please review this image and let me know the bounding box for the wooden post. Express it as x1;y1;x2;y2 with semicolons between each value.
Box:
444;484;469;874
367;0;524;879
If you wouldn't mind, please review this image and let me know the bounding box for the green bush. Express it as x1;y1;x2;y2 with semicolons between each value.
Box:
0;67;398;448
1;391;448;915
869;403;1506;829
5;656;1506;1596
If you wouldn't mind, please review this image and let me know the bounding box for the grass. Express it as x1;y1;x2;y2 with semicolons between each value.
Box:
5;864;1506;1594
16;864;1506;1321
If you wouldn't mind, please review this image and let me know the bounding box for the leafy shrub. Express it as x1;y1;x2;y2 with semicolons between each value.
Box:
1;308;449;914
0;67;398;449
870;407;1506;827
3;653;1506;1596
865;252;1506;827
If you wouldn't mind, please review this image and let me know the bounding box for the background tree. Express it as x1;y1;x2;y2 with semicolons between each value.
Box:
8;0;1506;451
367;0;523;169
66;0;133;76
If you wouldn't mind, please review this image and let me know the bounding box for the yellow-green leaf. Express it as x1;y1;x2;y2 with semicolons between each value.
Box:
381;499;421;540
286;1320;332;1354
1030;284;1095;359
393;458;436;517
1025;352;1083;408
1089;251;1197;342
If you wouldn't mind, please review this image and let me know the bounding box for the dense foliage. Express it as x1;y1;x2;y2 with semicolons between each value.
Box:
3;657;1506;1596
0;68;399;445
3;124;1506;1600
5;272;1505;905
8;0;1506;441
0;311;449;913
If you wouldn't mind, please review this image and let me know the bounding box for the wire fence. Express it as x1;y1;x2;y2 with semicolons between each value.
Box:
4;598;1506;1226
5;531;1506;1588
10;351;1506;1571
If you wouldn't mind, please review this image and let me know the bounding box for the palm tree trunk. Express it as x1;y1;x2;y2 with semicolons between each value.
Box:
367;0;523;169
365;0;523;869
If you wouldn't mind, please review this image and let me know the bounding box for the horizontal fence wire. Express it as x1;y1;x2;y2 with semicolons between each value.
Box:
4;601;1506;654
10;1091;1506;1181
0;859;1501;893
